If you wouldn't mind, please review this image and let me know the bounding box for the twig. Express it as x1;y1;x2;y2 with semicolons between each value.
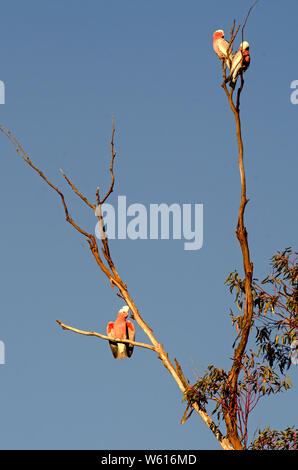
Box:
100;116;117;204
56;319;156;351
241;0;259;44
59;169;95;210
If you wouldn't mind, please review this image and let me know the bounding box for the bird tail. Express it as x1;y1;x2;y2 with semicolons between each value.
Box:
225;72;235;88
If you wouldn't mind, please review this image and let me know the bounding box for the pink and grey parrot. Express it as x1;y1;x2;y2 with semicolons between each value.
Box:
106;306;135;359
228;41;250;88
213;30;232;69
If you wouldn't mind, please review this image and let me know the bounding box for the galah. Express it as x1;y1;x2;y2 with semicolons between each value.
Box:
213;30;232;69
106;306;135;359
228;41;250;88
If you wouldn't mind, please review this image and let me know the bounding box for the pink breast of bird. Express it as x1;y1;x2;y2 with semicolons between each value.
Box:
113;318;127;338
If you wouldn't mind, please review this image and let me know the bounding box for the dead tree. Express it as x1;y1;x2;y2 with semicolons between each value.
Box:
0;120;234;450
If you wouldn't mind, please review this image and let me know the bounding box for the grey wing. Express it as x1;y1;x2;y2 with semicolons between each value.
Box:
107;322;119;359
217;38;229;56
219;39;232;69
230;51;242;81
126;321;135;358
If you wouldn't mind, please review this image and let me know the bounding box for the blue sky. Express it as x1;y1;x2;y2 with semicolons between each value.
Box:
0;0;297;450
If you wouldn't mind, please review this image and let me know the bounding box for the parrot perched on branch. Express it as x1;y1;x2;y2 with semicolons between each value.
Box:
228;41;250;88
107;306;135;359
213;29;232;69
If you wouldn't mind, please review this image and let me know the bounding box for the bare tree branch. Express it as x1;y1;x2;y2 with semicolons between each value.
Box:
59;168;95;210
56;319;156;351
100;116;117;204
241;0;259;44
